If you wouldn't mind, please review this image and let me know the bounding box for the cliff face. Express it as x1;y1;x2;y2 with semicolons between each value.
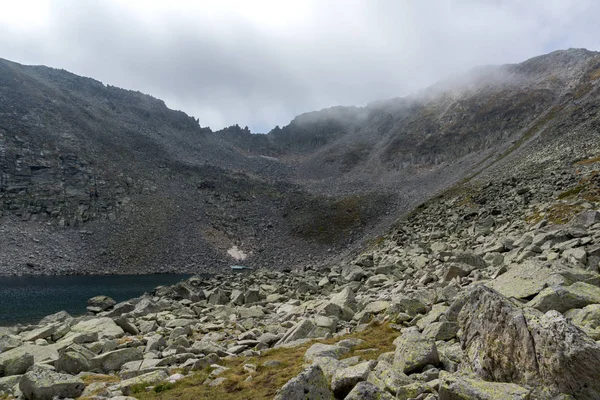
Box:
1;48;599;275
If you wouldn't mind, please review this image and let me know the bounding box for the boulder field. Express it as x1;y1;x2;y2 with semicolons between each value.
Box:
2;204;600;399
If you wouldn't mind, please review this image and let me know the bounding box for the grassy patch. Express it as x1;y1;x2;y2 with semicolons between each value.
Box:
525;202;585;225
576;156;600;165
81;374;120;386
133;322;398;400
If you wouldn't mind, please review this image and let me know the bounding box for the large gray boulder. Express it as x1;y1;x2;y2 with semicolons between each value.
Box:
119;370;169;395
87;295;116;312
393;328;439;373
1;352;34;376
344;381;394;400
304;343;349;362
449;285;600;399
331;361;376;398
273;364;333;400
526;281;600;313
19;365;85;400
55;344;96;374
92;347;143;372
439;371;531;400
69;317;124;339
485;261;566;299
276;319;315;345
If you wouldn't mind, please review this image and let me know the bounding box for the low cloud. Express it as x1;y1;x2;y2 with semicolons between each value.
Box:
1;0;599;132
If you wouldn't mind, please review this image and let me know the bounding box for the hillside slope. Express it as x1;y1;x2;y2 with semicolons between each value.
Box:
1;48;599;275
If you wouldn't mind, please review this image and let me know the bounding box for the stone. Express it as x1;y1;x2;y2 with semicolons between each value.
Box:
55;345;95;374
329;287;357;310
304;343;349;362
438;371;531;400
276;319;315;345
92;347;144;372
362;300;390;314
69;317;124;339
422;321;459;341
38;311;72;325
237;306;265;319
0;344;59;366
244;288;261;304
19;365;85;400
2;352;34;376
395;382;430;400
563;247;587;266
145;334;167;352
191;341;229;357
450;285;600;399
443;263;475;282
208;289;230;305
331;361;375;398
527;282;600;313
344;381;394;399
387;296;428;317
0;375;22;395
393;328;439;374
114;316;139;335
21;324;59;342
485;261;566;299
87;295;116;312
368;360;412;395
120;370;169;395
570;303;600;339
273;364;333;400
572;210;600;227
0;335;22;352
342;265;365;282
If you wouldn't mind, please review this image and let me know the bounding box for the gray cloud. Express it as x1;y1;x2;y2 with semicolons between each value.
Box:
1;0;599;132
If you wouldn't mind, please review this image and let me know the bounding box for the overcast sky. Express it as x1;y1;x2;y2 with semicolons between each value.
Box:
1;1;599;133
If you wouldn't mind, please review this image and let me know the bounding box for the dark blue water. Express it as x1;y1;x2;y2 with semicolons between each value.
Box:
0;274;191;326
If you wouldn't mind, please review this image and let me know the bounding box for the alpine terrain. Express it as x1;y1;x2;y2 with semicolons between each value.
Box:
1;48;600;399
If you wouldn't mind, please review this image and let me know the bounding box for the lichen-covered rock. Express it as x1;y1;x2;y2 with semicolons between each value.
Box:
386;296;428;317
344;381;394;399
119;370;169;395
19;365;85;400
438;371;531;399
569;303;600;339
485;261;566;299
55;344;95;374
87;295;116;312
304;343;349;362
450;285;600;399
1;351;33;376
422;321;459;340
69;317;124;339
331;361;376;398
526;282;600;313
393;327;439;373
273;364;333;400
276;319;316;345
367;360;412;395
92;347;143;372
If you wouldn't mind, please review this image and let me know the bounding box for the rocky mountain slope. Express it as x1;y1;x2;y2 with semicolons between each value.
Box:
1;48;600;275
1;141;600;398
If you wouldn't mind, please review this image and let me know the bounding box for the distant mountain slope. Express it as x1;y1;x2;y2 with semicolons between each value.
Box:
0;48;599;275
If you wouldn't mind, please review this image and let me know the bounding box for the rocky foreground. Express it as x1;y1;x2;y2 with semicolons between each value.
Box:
2;162;600;400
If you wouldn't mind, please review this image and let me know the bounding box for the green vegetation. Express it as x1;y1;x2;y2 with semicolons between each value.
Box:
134;322;398;400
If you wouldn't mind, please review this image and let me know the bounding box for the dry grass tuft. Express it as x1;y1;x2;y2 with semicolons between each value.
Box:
133;322;398;400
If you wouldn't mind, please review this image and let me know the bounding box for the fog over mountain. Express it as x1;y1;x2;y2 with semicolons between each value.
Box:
1;0;600;132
